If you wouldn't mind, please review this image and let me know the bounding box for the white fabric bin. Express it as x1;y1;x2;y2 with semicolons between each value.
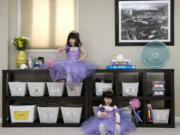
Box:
93;106;98;116
47;82;64;97
27;82;45;97
61;106;82;123
10;105;36;123
122;82;139;96
8;82;27;96
152;109;170;124
95;82;113;96
66;83;83;96
37;107;59;123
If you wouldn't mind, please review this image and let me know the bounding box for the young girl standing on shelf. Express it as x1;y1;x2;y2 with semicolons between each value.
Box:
41;31;98;84
82;90;136;135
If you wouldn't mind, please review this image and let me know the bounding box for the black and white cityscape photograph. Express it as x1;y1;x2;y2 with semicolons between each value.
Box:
115;0;174;45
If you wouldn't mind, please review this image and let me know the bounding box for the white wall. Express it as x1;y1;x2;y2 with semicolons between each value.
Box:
5;0;180;118
0;0;9;118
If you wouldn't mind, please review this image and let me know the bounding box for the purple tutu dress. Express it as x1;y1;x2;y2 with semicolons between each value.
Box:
41;45;98;83
82;106;135;135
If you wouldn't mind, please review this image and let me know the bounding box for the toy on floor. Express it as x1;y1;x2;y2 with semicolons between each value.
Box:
41;31;98;84
106;54;136;69
82;90;136;135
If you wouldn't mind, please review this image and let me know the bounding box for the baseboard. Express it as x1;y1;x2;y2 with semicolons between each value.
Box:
0;117;179;124
175;117;180;123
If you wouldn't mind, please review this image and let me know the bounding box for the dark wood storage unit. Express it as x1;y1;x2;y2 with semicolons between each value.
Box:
2;69;175;128
88;69;175;128
2;70;89;127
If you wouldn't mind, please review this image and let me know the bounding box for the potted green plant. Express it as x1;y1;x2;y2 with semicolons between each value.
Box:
13;36;28;68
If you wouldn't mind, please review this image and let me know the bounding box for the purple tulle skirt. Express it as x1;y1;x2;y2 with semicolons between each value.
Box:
41;59;98;83
81;112;135;135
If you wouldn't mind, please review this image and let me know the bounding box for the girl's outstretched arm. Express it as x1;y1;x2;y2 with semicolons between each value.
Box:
55;46;66;54
114;106;120;124
79;47;88;61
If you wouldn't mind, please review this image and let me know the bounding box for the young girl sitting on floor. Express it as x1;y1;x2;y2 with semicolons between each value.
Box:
82;90;136;135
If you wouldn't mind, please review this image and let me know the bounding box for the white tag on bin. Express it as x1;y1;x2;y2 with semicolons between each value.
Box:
67;112;76;117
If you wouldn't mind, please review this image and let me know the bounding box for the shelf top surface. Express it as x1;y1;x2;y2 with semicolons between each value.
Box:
2;69;174;73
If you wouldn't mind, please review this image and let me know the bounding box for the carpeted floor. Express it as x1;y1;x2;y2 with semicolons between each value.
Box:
0;124;180;135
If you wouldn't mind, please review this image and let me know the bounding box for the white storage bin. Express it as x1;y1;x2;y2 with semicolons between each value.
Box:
10;105;36;123
8;82;27;97
47;82;64;97
61;106;82;123
95;82;113;96
27;82;45;97
152;109;170;124
37;106;59;123
66;83;83;96
122;82;139;96
93;106;98;116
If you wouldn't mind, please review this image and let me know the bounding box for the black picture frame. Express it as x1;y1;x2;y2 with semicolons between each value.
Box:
115;0;174;46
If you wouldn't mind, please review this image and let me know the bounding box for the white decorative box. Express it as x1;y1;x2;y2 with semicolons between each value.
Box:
47;81;64;97
152;109;170;124
10;105;36;123
61;106;82;123
37;106;59;123
66;82;83;96
95;82;113;96
8;82;27;97
27;82;45;97
122;82;139;96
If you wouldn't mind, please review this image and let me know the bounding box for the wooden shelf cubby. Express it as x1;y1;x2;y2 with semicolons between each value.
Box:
2;69;175;128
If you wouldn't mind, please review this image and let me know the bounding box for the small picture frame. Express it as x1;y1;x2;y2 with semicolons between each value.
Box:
28;57;44;70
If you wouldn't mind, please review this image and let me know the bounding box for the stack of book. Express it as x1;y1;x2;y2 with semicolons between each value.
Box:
106;59;136;69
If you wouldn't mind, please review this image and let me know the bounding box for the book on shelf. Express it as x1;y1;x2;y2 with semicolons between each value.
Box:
106;64;136;69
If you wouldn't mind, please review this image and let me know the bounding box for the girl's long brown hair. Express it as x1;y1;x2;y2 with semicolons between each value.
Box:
66;31;82;47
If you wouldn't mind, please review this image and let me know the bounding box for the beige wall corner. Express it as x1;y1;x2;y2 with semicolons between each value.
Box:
0;0;9;118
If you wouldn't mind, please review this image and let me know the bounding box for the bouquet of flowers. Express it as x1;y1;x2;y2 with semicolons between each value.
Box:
13;36;28;50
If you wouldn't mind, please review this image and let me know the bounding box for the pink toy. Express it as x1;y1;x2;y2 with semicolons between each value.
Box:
129;99;141;109
47;60;55;67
